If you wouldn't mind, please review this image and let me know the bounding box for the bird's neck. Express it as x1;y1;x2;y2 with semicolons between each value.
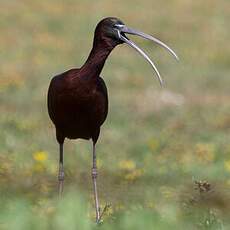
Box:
80;40;114;78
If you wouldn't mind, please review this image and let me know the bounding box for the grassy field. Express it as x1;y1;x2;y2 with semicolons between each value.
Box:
1;0;230;229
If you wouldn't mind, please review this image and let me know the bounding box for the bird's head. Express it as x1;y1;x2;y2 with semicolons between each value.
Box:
94;17;126;46
94;17;179;86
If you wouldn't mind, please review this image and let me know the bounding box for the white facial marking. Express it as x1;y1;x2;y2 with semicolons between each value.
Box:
114;24;125;28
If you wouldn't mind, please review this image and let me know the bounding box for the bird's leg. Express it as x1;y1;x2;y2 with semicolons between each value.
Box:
58;143;64;197
91;143;100;223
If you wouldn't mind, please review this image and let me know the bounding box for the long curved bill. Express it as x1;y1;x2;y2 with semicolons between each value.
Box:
119;33;164;86
120;25;179;61
116;25;179;86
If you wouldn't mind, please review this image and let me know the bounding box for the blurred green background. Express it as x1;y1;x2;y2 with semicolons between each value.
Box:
0;0;230;229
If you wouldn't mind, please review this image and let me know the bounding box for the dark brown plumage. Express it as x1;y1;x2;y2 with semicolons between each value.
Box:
48;18;123;144
47;17;178;223
48;70;108;144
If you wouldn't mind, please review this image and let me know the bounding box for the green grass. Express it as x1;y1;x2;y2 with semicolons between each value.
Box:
1;0;230;229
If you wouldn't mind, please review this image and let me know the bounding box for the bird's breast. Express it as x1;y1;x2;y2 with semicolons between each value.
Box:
48;77;108;140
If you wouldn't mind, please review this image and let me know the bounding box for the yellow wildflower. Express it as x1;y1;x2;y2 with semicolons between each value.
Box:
119;160;136;170
224;160;230;172
33;151;48;162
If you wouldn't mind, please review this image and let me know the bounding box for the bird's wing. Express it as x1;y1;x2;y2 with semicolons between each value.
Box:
98;77;108;124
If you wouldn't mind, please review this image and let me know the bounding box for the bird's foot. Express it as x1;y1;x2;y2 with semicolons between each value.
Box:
97;203;112;224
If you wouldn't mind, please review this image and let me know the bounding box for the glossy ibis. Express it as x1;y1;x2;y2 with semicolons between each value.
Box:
47;17;178;223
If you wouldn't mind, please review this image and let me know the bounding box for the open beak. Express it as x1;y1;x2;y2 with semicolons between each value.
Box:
115;24;179;86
